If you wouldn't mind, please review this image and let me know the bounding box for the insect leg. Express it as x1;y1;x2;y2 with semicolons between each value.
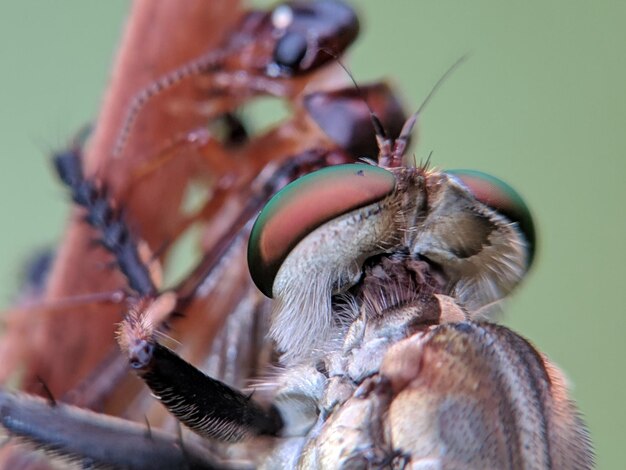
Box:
380;321;594;468
119;318;283;442
0;389;248;470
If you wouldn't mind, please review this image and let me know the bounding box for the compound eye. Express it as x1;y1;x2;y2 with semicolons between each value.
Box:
269;1;359;76
248;164;396;297
274;31;308;71
446;169;536;266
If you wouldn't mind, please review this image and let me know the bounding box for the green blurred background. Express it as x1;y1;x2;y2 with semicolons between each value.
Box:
0;1;624;467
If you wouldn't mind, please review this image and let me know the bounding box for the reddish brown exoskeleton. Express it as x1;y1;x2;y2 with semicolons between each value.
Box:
0;1;592;469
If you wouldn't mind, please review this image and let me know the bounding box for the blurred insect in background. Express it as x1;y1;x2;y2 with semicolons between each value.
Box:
0;0;592;469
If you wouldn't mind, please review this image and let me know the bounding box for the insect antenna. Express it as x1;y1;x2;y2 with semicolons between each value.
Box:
319;47;391;148
387;55;469;167
53;144;158;297
112;49;231;158
319;47;433;170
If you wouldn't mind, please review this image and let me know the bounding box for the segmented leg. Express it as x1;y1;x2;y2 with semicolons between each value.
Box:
118;308;283;443
0;390;248;470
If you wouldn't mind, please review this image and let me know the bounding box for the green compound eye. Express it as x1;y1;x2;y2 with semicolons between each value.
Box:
248;164;396;297
446;169;536;267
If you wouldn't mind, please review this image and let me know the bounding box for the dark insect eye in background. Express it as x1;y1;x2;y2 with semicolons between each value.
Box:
0;1;623;467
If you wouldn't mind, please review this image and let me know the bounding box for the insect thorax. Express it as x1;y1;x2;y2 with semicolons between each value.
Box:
262;253;460;468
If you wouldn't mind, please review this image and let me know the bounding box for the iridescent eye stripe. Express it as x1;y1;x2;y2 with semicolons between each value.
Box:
447;169;536;266
248;164;396;297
